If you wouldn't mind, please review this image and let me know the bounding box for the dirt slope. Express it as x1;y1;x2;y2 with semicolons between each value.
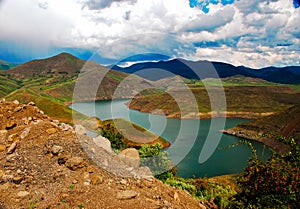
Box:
0;100;203;209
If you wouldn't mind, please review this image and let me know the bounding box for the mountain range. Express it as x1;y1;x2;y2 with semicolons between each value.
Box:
111;59;300;84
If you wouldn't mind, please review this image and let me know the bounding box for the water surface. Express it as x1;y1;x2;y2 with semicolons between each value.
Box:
71;99;271;178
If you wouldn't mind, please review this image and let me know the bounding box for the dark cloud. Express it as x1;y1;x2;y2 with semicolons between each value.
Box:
84;0;136;10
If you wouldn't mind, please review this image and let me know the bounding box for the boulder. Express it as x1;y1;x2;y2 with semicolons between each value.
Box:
118;148;140;169
93;135;112;153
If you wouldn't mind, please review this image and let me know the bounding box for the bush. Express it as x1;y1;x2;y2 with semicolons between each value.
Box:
138;143;173;179
234;137;300;208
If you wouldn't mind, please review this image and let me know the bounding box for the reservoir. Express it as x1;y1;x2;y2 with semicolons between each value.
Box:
71;99;272;178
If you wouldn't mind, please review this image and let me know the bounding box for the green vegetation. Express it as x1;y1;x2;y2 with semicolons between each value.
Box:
138;143;173;179
78;203;85;208
232;138;299;208
101;119;170;150
28;199;38;209
0;60;18;70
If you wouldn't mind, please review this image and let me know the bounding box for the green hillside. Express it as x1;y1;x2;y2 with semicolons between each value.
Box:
0;60;18;70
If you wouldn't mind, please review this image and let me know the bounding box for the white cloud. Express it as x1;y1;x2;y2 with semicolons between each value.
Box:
0;0;299;67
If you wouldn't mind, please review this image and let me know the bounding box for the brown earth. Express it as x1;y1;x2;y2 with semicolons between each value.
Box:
0;100;206;209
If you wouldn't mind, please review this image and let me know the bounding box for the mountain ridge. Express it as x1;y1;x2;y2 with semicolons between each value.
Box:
111;58;300;84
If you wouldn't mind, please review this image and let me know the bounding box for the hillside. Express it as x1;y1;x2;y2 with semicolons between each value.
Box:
128;85;300;119
223;105;300;153
0;53;168;148
0;53;153;121
0;100;202;209
111;59;300;84
0;60;18;70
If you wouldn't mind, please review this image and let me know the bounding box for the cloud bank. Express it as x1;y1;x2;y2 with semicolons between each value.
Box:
0;0;299;68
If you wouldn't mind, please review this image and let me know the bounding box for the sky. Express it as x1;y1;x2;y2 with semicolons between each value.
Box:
0;0;299;68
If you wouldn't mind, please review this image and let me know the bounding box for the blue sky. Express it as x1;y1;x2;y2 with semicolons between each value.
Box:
0;0;299;68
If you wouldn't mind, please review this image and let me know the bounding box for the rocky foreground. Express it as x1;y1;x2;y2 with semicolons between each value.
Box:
0;100;209;209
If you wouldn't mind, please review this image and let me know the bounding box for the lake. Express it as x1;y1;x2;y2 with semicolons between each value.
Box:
71;99;272;178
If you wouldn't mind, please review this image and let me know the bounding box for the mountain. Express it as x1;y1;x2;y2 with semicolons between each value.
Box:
0;60;18;70
111;59;300;84
0;53;153;122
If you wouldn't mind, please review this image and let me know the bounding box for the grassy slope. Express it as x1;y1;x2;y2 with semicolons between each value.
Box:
129;85;300;118
234;105;300;143
0;53;169;148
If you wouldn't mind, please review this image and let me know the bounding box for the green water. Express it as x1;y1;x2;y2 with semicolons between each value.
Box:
71;99;272;178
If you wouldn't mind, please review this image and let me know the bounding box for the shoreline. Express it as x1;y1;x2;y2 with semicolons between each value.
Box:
221;128;290;155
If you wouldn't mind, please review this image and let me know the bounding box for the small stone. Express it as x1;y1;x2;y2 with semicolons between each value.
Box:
91;175;103;185
86;166;94;173
27;101;35;106
0;130;8;143
116;190;138;200
14;106;22;112
7;141;18;154
0;144;6;152
173;191;180;202
65;157;85;171
51;145;63;155
17;191;30;197
74;125;86;135
5;121;17;130
120;179;127;185
58;123;73;131
13;176;23;184
199;203;207;209
12;100;19;105
46;128;57;135
20;127;31;139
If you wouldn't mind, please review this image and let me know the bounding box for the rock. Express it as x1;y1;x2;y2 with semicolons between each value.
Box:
58;155;70;165
0;144;6;152
199;203;207;209
118;148;140;169
137;167;153;178
173;191;180;202
7;141;18;154
14;106;22;112
116;190;138;200
91;175;103;185
0;130;7;143
93;135;112;153
86;165;94;173
74;125;86;136
5;121;17;130
17;191;30;198
51;145;63;155
65;157;85;171
27;101;35;106
58;123;73;131
20;127;31;139
12;100;19;105
46;128;57;135
12;176;23;184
